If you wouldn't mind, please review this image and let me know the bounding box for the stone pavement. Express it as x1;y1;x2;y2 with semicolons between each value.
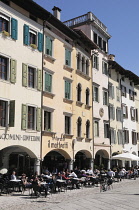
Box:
0;178;139;210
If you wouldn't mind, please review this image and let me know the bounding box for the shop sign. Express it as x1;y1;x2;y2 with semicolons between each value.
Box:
0;133;40;141
48;135;68;149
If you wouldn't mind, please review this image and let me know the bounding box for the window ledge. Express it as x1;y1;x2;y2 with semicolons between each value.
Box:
42;131;56;136
85;105;91;109
85;138;92;142
63;98;73;104
43;91;55;98
63;134;73;138
25;130;38;133
76;137;84;141
76;69;91;80
63;65;74;72
76;101;84;107
44;54;56;62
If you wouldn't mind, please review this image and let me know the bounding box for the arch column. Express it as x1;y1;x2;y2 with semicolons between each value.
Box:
90;158;94;169
68;159;74;171
34;158;41;174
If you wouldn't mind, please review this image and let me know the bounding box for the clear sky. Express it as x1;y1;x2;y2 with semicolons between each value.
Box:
34;0;139;76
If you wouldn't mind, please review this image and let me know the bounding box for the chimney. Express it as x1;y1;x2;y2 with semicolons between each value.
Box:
52;6;61;20
108;54;115;61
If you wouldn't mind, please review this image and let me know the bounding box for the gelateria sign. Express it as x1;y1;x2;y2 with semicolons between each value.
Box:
48;136;68;149
0;134;40;141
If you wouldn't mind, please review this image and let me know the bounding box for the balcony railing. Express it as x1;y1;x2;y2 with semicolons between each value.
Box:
63;12;107;32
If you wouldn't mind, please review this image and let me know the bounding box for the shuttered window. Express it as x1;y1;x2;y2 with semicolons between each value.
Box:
109;83;114;99
45;72;52;92
9;100;15;127
21;104;41;131
46;36;52;56
93;86;99;102
0;100;7;127
102;61;108;75
22;64;42;91
65;80;71;99
0;56;8;80
104;123;109;138
117;130;123;145
65;48;71;67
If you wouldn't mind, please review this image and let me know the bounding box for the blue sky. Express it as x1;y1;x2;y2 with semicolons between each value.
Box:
34;0;139;76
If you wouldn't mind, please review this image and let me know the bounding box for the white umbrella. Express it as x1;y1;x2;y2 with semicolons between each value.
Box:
112;153;139;161
0;168;8;174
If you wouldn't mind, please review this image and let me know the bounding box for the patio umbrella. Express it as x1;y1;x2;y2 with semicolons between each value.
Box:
0;168;8;174
112;153;139;161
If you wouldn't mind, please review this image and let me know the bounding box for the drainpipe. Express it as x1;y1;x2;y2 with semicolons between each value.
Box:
40;15;52;174
91;53;94;170
108;62;112;169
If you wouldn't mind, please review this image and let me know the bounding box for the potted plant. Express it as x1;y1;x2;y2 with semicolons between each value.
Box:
2;30;10;37
30;44;37;49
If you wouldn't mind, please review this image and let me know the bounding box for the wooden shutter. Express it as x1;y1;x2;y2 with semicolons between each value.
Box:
68;50;71;67
37;107;41;131
112;86;114;99
11;18;18;40
21;104;27;130
9;100;15;127
65;49;68;65
38;32;43;52
46;36;52;56
45;72;52;92
10;59;16;83
65;81;68;98
136;109;138;122
22;63;28;87
23;24;29;45
37;69;42;91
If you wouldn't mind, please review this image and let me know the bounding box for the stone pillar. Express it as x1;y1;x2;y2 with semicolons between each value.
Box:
89;158;93;169
68;160;74;171
129;161;131;168
108;159;111;169
34;158;41;175
122;160;125;167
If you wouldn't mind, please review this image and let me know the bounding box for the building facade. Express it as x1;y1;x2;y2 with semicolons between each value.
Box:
64;12;111;169
0;0;43;174
41;9;97;172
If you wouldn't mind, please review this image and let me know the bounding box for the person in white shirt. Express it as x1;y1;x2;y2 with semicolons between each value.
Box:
11;171;17;180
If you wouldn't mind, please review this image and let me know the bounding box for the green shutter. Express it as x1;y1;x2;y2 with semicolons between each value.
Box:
68;82;71;99
68;50;71;67
38;32;43;52
65;49;68;65
65;81;68;98
37;107;41;131
23;24;29;45
21;104;27;130
37;69;42;91
46;36;52;56
22;63;28;87
9;100;15;127
10;59;16;83
11;18;18;40
45;72;52;92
